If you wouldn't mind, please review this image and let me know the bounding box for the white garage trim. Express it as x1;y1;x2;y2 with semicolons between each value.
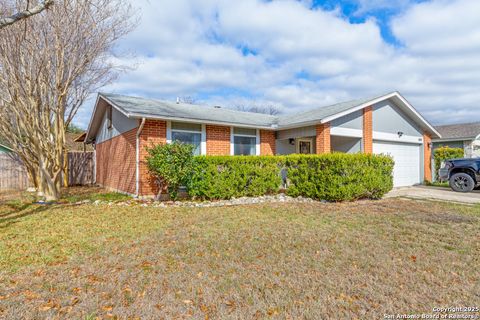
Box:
373;131;423;144
329;126;423;144
373;141;422;187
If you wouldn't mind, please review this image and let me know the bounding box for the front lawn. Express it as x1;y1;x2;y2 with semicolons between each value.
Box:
0;189;479;319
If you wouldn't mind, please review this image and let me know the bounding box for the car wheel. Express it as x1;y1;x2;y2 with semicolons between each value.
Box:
449;173;475;193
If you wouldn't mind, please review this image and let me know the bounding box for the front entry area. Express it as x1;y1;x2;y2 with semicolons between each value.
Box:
297;139;313;154
373;141;421;187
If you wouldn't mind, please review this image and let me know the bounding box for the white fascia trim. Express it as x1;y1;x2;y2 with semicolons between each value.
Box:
230;126;234;156
321;92;441;139
330;127;363;138
256;129;261;156
201;124;207;155
373;131;423;144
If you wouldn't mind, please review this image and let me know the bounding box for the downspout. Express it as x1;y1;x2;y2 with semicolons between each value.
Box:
136;118;146;198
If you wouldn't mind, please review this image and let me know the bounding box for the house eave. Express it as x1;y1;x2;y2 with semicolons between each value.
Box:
127;112;277;131
432;137;475;143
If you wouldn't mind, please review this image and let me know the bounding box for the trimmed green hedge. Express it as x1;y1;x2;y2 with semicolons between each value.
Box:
285;154;394;201
187;156;282;200
187;154;394;202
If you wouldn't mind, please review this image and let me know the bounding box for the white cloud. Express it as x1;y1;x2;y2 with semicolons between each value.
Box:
75;0;480;129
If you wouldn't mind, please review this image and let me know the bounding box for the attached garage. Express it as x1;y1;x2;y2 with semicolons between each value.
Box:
373;141;422;187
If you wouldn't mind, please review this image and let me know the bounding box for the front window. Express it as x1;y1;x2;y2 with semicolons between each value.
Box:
171;122;202;155
233;128;257;156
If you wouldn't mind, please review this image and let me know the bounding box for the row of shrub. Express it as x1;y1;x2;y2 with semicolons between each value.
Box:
146;142;395;202
187;154;394;202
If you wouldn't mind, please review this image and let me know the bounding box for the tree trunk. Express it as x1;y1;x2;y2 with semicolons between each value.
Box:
39;157;60;201
154;179;165;201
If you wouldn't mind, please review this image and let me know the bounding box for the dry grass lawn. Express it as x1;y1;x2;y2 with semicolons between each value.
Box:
0;188;479;319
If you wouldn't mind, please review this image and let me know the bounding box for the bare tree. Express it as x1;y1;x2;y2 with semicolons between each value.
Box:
0;0;136;200
234;103;282;116
0;0;53;29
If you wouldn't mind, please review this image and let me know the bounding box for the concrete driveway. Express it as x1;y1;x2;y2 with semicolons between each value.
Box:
385;185;480;205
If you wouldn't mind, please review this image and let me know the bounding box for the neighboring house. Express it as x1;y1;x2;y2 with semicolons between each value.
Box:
433;122;480;158
85;91;441;197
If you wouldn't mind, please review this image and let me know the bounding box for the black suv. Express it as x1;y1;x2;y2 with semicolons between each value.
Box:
439;158;480;192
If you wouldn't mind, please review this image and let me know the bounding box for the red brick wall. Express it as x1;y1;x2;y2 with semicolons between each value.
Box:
316;123;331;154
260;130;276;155
423;133;432;182
138;120;167;196
95;128;137;195
206;125;231;155
363;106;373;154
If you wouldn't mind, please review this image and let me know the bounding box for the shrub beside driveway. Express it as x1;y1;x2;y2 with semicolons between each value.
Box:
0;190;479;319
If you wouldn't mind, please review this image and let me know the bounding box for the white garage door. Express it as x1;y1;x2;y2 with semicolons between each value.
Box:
373;141;421;187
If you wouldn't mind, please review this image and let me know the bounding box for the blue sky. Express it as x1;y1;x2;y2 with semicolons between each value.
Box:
76;0;480;129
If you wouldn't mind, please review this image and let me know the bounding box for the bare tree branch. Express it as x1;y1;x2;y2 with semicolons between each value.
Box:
0;0;137;200
234;103;282;116
0;0;54;29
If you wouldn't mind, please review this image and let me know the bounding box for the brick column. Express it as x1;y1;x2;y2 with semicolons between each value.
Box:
139;120;167;196
423;133;432;182
260;130;276;155
316;123;331;154
363;106;373;154
206;125;231;155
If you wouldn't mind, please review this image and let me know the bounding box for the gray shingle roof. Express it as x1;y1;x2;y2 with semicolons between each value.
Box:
100;93;278;129
276;94;387;127
100;92;391;129
434;122;480;140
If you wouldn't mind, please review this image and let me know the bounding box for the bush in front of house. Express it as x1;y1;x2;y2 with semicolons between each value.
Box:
187;156;283;200
433;146;464;179
145;142;195;200
285;153;394;201
186;153;394;202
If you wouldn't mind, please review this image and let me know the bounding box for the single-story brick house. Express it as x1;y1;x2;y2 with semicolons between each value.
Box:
85;91;441;197
433;122;480;158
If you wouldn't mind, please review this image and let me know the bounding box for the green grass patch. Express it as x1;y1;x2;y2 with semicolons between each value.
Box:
0;192;479;319
425;181;449;188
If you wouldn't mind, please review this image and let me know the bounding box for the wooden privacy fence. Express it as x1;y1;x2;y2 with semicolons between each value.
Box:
67;152;95;186
0;153;30;191
0;151;95;191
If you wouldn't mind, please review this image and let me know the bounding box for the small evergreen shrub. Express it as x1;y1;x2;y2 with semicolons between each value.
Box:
434;146;464;176
145;142;195;200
